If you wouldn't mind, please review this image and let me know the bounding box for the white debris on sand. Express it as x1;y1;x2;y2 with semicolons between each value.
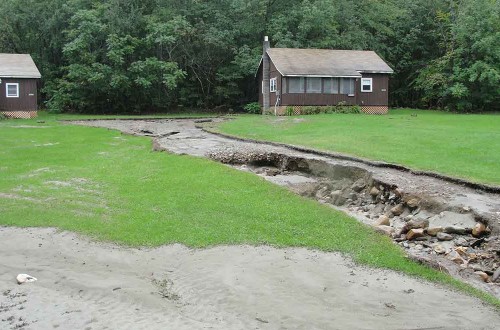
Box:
16;274;37;285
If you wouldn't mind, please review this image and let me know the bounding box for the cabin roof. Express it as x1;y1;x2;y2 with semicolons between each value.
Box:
0;54;41;78
266;48;393;77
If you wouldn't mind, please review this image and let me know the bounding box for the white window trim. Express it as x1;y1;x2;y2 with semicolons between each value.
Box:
361;78;373;93
6;83;19;98
270;77;277;93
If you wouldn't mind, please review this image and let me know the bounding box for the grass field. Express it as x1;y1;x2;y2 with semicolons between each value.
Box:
0;115;498;307
27;110;216;121
215;109;500;185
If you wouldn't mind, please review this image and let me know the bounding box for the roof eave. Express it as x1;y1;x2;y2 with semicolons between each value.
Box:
283;74;362;78
358;70;394;74
0;75;41;79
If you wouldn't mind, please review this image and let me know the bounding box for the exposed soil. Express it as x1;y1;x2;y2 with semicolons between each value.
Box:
1;227;500;330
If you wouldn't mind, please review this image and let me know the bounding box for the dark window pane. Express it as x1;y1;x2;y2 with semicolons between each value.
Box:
341;78;355;94
6;84;18;97
288;77;305;93
306;78;321;93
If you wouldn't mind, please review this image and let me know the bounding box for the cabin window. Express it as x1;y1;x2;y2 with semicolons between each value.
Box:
288;77;305;93
323;78;339;94
6;83;19;98
270;77;277;92
340;78;355;95
361;78;373;92
306;78;322;93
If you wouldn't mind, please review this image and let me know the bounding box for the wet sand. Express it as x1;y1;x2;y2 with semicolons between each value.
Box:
1;227;499;330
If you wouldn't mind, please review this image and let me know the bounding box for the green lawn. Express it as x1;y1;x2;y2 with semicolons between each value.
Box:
214;109;500;185
0;115;498;307
31;110;216;121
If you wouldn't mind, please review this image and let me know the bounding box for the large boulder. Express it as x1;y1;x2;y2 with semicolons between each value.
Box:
400;218;429;234
472;222;487;237
376;215;390;226
427;227;444;236
406;228;425;240
405;198;420;209
373;225;395;236
351;179;366;192
436;232;453;241
390;204;405;216
369;186;380;197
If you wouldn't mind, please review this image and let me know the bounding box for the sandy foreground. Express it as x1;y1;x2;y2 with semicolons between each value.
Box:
0;227;499;329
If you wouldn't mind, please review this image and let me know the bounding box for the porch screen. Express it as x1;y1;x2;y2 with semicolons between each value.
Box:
323;78;339;94
340;78;355;95
288;77;305;93
306;78;321;93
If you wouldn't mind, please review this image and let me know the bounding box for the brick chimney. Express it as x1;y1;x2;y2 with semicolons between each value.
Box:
262;36;270;113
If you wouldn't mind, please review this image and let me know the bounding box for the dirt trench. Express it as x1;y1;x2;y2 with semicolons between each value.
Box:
71;118;500;298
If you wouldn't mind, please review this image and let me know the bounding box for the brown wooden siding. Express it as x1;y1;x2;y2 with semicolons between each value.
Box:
258;66;263;106
356;73;389;106
0;78;38;111
269;60;281;107
258;58;283;108
282;93;357;106
259;58;389;108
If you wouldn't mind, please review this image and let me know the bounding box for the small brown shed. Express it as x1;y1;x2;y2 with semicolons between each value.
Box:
258;37;393;115
0;54;41;119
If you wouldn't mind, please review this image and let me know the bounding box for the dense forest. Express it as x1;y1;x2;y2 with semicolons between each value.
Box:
0;0;499;113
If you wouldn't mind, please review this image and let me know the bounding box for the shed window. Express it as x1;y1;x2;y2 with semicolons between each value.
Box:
288;77;305;93
340;78;355;95
6;83;19;98
270;77;277;92
323;78;339;94
361;78;373;92
306;78;322;93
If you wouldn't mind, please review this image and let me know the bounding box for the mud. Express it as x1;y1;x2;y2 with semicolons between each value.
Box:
2;227;500;330
70;118;500;298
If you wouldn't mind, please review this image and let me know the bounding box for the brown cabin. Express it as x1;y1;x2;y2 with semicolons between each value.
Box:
257;37;393;115
0;54;41;119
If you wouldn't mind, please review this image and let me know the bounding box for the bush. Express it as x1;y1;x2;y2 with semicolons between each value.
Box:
0;112;6;120
335;104;361;114
285;106;294;116
243;102;261;114
297;104;361;115
301;106;321;115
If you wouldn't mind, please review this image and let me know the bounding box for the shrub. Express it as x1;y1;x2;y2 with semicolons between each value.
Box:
0;112;6;120
335;104;361;114
285;106;294;116
243;102;261;114
301;106;321;115
296;103;361;115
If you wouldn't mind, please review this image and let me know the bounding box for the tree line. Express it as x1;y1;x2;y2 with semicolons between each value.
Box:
0;0;498;113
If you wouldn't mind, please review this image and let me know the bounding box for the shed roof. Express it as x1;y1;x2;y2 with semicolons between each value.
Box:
266;48;393;77
0;54;41;78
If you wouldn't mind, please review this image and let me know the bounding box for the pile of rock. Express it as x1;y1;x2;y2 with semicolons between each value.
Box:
312;182;499;284
353;184;499;285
